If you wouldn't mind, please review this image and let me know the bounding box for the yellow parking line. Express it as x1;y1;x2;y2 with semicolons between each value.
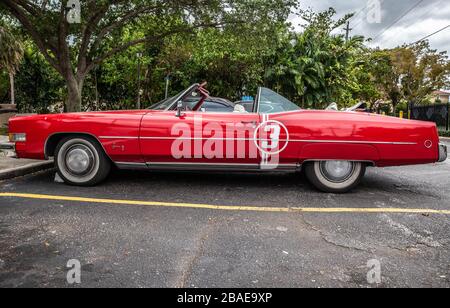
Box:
0;192;450;215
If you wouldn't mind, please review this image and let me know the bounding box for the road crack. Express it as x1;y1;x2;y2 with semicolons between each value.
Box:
379;214;442;248
299;214;372;253
175;216;217;288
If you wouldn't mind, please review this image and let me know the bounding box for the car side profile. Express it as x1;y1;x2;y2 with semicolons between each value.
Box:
2;83;447;193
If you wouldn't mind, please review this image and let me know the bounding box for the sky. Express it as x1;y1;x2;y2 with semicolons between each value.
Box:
289;0;450;54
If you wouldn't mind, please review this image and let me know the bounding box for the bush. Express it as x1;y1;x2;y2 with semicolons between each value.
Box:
439;130;450;137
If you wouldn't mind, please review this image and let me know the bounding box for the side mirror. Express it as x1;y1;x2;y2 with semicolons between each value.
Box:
175;101;185;118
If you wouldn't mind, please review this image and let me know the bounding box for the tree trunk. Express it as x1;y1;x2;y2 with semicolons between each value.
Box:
9;72;15;105
66;78;83;112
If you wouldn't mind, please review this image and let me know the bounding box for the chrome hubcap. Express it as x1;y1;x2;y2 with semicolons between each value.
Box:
65;145;94;175
320;161;354;183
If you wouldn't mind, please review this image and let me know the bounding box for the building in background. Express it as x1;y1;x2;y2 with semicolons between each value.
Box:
431;90;450;104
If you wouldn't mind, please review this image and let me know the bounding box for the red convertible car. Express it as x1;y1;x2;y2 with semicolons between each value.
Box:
2;83;447;193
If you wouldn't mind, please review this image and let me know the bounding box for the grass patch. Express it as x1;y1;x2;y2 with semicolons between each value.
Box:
0;127;8;136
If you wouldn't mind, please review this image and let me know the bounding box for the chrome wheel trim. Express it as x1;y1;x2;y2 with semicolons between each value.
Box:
313;161;363;190
57;139;100;184
319;161;355;183
65;145;95;176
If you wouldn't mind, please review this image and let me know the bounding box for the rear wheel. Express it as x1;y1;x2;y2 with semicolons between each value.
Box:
305;161;366;193
55;136;111;186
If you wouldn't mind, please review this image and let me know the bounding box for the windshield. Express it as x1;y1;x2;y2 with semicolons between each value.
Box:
148;90;185;110
149;85;300;114
257;88;300;113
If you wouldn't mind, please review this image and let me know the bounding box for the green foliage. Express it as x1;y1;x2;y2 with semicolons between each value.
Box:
0;24;23;74
83;12;291;109
264;8;366;109
439;130;450;137
1;2;449;113
1;0;300;111
395;101;408;113
15;43;65;113
388;41;450;106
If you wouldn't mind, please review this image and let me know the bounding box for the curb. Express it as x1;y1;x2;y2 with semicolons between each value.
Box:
0;160;54;181
440;137;450;141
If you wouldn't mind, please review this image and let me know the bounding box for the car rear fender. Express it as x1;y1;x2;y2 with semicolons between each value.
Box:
299;143;380;166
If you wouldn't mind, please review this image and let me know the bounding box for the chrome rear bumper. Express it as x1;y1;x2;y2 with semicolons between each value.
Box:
0;142;16;158
439;143;447;162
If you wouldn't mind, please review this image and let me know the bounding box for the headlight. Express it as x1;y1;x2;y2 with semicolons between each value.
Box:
9;133;26;142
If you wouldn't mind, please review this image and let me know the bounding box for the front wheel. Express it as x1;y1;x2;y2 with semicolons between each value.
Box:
55;136;111;186
304;161;366;193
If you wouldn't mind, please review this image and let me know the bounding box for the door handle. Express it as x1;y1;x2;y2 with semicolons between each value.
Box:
241;121;258;125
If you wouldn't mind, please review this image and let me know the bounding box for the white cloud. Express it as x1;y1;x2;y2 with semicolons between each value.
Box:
290;0;450;54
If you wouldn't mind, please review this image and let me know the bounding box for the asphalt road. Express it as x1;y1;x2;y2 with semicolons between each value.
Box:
0;141;449;288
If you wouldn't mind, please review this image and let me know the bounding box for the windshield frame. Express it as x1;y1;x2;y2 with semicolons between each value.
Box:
149;84;300;115
255;87;301;114
148;83;200;111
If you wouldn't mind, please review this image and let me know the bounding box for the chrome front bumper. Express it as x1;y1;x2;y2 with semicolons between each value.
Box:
439;143;448;162
0;142;16;158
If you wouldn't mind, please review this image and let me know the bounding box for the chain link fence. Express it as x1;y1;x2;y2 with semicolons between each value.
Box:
411;103;449;132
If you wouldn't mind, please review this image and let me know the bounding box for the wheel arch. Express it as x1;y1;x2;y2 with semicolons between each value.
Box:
302;159;376;167
45;133;111;162
299;143;380;167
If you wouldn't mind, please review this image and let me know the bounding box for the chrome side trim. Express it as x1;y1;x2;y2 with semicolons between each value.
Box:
115;160;301;172
147;162;260;171
302;159;377;167
140;137;257;141
143;162;299;172
290;140;417;145
438;143;447;162
99;136;139;140
115;162;148;170
139;136;416;145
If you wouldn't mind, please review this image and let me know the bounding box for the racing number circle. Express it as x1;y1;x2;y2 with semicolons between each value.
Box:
253;120;290;155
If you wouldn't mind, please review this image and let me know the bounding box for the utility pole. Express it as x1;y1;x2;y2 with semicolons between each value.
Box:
344;21;352;42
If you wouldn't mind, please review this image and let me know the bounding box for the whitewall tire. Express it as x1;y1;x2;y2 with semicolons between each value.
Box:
305;161;366;193
55;136;111;186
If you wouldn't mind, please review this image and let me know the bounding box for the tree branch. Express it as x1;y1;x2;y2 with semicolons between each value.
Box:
57;1;73;79
89;4;161;56
2;0;61;74
84;22;228;75
15;0;42;17
77;3;110;74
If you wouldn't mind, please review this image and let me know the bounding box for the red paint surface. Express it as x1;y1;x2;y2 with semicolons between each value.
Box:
8;109;440;167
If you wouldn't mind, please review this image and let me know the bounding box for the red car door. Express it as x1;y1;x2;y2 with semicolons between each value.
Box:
140;110;261;169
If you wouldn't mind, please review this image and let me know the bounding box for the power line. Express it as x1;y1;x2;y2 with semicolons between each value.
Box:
341;2;374;37
373;0;424;41
410;24;450;45
353;0;386;29
351;4;369;21
349;3;371;29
